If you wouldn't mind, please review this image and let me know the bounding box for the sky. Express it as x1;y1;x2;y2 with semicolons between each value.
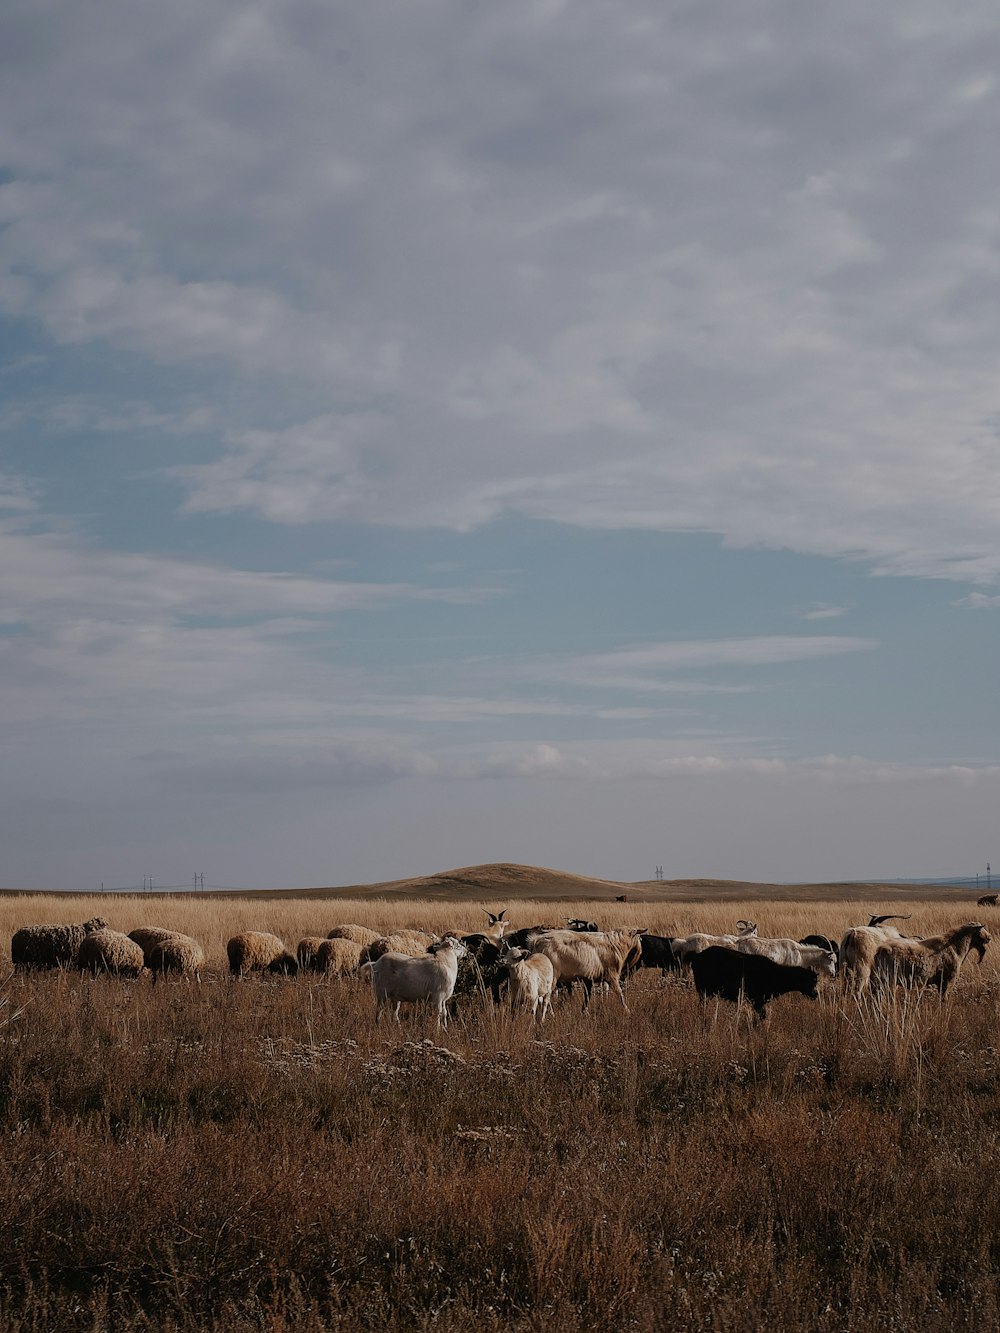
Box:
1;0;999;890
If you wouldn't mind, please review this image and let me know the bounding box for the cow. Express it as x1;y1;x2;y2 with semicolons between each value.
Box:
691;946;820;1018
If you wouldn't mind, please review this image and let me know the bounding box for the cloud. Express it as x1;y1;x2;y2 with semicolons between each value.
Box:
801;603;849;620
2;2;1000;582
954;591;1000;609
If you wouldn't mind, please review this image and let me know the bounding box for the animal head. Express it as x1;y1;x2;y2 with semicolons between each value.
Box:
499;944;529;967
736;920;758;937
868;913;911;928
566;918;598;932
482;908;509;940
969;923;991;962
429;937;468;958
83;918;109;934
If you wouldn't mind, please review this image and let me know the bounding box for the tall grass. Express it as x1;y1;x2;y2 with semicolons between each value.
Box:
0;896;998;1329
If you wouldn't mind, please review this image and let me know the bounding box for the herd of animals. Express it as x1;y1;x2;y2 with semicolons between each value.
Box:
7;904;995;1027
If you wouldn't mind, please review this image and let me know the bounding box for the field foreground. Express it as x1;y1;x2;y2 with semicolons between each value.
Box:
1;895;1000;1330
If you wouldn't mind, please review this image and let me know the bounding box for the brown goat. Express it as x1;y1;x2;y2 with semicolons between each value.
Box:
842;922;990;995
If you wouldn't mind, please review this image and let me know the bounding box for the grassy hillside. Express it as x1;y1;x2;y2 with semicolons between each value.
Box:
230;861;978;905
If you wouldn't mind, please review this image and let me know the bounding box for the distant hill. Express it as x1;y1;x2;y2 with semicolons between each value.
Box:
1;862;985;903
227;862;984;904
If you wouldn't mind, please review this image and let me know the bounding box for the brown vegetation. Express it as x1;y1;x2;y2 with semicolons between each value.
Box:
1;895;999;1329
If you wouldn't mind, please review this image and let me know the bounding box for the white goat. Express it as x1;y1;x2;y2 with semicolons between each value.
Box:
670;920;759;964
361;937;467;1027
499;944;555;1021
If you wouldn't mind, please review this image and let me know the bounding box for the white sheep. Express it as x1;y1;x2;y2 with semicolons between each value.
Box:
361;937;467;1027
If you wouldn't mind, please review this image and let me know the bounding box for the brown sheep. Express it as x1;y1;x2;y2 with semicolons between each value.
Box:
359;931;435;965
128;927;185;967
79;929;145;978
297;937;327;971
326;924;382;947
146;935;205;982
12;917;109;970
227;931;298;977
315;937;364;977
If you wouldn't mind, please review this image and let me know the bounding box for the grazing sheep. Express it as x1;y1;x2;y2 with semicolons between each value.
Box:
361;937;467;1027
359;931;436;964
499;944;555;1020
79;929;145;978
227;931;298;977
128;927;186;967
326;924;382;947
146;934;205;982
11;917;109;970
315;937;364;977
297;936;328;971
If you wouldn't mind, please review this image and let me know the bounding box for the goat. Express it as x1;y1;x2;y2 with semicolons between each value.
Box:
692;946;819;1019
498;944;555;1021
566;918;599;933
526;929;642;1012
361;937;467;1027
482;908;510;943
670;920;758;964
841;921;990;995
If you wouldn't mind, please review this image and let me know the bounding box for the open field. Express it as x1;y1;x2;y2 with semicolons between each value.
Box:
2;890;1000;1330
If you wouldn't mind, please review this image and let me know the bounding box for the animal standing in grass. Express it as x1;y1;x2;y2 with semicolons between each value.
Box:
840;921;990;995
11;917;109;970
79;929;146;978
499;944;555;1021
227;931;298;977
691;946;820;1018
146;935;205;982
361;936;467;1027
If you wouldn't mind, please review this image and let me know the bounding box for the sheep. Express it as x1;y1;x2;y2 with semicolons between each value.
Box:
227;931;298;977
128;927;187;968
297;936;328;971
361;937;467;1027
499;944;555;1021
11;917;109;970
146;935;205;983
842;922;990;995
526;929;643;1013
315;937;364;977
359;931;436;964
326;924;382;947
78;929;145;978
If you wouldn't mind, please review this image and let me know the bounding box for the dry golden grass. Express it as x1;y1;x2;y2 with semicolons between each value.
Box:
1;887;999;1329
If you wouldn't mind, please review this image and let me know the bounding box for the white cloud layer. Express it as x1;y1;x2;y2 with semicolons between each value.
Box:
2;2;1000;581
